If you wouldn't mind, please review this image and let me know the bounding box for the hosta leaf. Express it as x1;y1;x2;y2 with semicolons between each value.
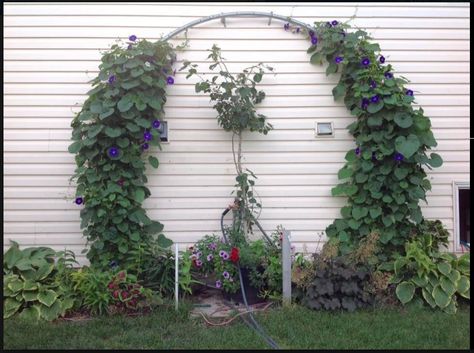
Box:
40;300;62;321
8;279;24;293
437;262;451;276
440;276;456;296
19;305;41;321
422;288;436;308
411;275;428;287
396;281;415;304
3;298;22;319
22;290;39;302
456;275;469;294
432;284;450;308
37;289;58;307
442;299;457;314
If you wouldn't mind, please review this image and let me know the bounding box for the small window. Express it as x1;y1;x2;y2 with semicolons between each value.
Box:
454;182;470;251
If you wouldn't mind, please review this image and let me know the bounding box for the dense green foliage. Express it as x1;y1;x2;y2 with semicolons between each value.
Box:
300;21;444;259
68;37;174;268
390;234;470;313
3;241;77;321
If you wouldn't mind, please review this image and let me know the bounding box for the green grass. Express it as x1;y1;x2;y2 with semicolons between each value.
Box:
3;303;470;350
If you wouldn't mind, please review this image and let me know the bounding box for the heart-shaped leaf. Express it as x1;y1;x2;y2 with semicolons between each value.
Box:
395;134;420;159
394;112;413;128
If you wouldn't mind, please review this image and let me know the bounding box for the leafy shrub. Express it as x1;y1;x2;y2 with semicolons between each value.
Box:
3;241;77;321
391;234;470;313
413;219;450;250
301;256;372;312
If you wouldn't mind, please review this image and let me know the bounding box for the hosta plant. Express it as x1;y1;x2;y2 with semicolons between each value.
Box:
391;234;470;313
3;241;77;321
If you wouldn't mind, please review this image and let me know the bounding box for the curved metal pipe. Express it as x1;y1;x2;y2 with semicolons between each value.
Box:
162;11;313;41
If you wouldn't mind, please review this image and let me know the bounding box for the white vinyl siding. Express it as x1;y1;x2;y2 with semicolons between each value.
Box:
3;2;470;264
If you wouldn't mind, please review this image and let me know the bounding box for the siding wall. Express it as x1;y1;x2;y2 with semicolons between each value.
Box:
3;2;470;264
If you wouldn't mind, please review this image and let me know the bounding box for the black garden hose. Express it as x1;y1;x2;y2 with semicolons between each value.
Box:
220;207;280;350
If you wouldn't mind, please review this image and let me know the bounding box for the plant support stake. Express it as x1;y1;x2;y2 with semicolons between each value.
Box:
175;243;179;311
282;230;292;306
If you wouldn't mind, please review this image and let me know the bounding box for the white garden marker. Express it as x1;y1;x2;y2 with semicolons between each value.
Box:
175;243;179;311
282;230;292;306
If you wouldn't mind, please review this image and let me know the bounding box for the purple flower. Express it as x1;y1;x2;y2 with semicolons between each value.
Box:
219;250;226;258
394;153;404;162
309;30;315;37
370;80;377;89
406;89;414;96
371;95;380;103
196;251;202;259
355;147;361;156
118;179;124;187
108;146;119;158
295;27;300;33
109;260;118;269
340;31;346;37
215;280;222;289
75;197;84;205
152;120;161;129
223;271;230;279
311;36;318;45
207;254;213;262
143;130;152;141
372;152;377;161
195;260;203;267
208;242;217;251
385;72;393;79
167;76;174;85
284;23;290;31
361;98;370;110
331;20;339;26
379;56;385;64
127;44;133;50
361;57;370;67
108;75;116;84
162;68;169;74
129;35;137;42
326;22;332;27
141;143;149;150
335;56;343;64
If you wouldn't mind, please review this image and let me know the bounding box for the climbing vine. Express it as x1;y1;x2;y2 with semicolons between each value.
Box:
286;20;443;261
68;36;175;269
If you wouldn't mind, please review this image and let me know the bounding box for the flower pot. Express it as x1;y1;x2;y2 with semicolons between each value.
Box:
222;267;265;305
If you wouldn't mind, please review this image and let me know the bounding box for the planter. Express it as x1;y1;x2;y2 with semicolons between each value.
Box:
222;267;265;305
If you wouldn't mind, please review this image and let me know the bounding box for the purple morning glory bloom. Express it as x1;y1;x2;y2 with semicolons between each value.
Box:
284;23;290;31
371;95;380;103
379;56;385;64
167;76;174;85
361;57;370;67
361;98;370;109
331;20;338;26
108;146;119;158
311;36;318;45
143;130;152;141
129;35;137;42
355;147;361;156
385;72;393;79
406;89;414;96
370;80;377;89
75;197;83;205
394;153;404;162
141;143;149;150
309;30;315;37
108;75;116;84
207;254;213;262
215;280;222;289
223;271;230;279
152;120;161;129
335;56;343;64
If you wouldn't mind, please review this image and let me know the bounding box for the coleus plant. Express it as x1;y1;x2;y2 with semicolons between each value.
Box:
284;21;443;261
68;35;174;269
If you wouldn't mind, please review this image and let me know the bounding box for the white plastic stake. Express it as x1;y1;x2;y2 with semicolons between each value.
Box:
282;230;292;306
175;243;179;311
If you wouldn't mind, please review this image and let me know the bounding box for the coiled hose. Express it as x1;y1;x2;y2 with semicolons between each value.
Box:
220;207;280;350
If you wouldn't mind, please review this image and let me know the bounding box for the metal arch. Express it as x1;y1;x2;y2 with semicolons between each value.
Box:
162;11;314;41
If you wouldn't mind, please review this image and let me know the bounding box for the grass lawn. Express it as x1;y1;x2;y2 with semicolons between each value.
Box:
3;303;470;350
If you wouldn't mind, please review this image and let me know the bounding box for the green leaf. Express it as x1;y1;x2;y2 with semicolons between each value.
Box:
367;101;384;114
35;263;54;281
121;80;141;89
411;275;428;287
144;221;164;234
104;127;122;138
348;219;360;230
442;299;457;314
3;298;22;319
99;108;114;120
148;156;159;168
352;207;368;221
134;188;145;203
4;242;22;269
310;52;322;65
394;167;409;180
40;300;62;321
130;232;140;242
22;290;39;302
440;276;456;296
90;101;103;114
337;167;353;180
149;98;162;110
157;234;173;248
326;63;338;76
427;153;443;168
395;134;421;159
396;281;415;304
367;115;382;127
332;84;346;101
19;305;41;321
422;288;436;308
457;275;469;294
437;262;452;276
432;284;450;308
87;125;104;138
369;207;382;219
136;118;151;128
117;138;130;148
126;122;140;132
118;243;129;254
394;112;413;128
68;141;82;154
117;97;134;112
37;289;58;307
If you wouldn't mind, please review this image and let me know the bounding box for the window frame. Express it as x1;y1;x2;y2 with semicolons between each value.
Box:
453;181;470;252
